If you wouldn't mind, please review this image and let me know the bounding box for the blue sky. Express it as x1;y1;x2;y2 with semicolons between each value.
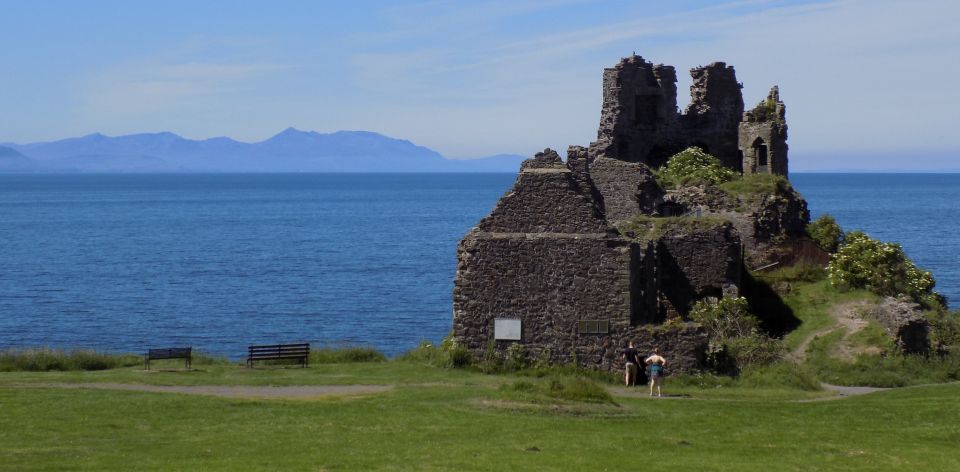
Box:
1;0;958;170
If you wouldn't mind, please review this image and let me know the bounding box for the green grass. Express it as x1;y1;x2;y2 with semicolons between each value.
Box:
1;362;959;470
778;279;877;352
770;274;960;387
0;348;142;372
501;375;616;405
311;347;386;364
719;173;792;196
616;214;729;242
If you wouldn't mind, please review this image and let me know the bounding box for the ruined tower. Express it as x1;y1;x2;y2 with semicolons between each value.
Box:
589;55;746;171
452;54;800;374
682;62;745;172
740;86;789;176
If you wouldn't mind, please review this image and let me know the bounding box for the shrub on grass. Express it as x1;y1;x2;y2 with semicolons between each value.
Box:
0;348;140;372
690;296;784;373
807;214;844;253
690;296;757;339
926;311;960;355
827;231;941;306
657;147;737;186
397;336;471;369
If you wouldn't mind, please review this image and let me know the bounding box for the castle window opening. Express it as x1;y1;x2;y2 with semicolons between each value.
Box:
753;138;768;167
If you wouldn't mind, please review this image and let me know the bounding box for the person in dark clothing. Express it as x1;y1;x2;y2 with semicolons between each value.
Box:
622;341;640;387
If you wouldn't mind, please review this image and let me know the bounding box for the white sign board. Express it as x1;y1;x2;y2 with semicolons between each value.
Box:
494;318;522;341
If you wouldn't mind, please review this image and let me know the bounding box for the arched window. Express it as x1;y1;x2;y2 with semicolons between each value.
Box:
752;137;768;167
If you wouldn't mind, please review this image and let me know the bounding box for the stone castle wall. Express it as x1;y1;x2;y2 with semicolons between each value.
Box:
451;54;799;374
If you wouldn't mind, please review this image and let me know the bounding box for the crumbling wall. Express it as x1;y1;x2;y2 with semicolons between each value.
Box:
589;55;683;167
655;222;742;318
682;62;745;172
452;147;711;372
871;298;931;355
740;86;788;176
662;182;810;268
477;148;608;234
590;156;664;222
589;55;746;171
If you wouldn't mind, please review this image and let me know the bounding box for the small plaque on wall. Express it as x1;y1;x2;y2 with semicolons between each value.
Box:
494;318;521;340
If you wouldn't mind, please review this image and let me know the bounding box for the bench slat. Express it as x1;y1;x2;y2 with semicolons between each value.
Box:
246;343;310;368
145;347;192;370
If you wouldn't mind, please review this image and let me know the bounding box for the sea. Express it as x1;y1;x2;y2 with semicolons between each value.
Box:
0;173;957;358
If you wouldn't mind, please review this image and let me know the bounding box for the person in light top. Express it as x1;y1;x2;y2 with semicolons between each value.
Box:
645;347;667;397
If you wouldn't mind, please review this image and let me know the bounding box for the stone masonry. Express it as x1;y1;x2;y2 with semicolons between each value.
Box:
740;86;789;176
452;54;798;374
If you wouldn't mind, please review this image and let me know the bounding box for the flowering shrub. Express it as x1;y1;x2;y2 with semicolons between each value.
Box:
807;214;844;253
689;296;756;339
658;147;737;186
690;296;783;373
827;231;937;303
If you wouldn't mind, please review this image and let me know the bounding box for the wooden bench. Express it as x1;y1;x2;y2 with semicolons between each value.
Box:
145;347;192;370
246;343;310;368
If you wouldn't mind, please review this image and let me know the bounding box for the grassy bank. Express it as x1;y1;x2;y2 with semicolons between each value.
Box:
0;361;958;471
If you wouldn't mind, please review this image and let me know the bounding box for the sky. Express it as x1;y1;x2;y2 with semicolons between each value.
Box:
1;0;958;171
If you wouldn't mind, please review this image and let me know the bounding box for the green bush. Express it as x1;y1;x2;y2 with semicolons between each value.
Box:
807;214;844;253
927;311;960;355
0;348;141;372
505;343;528;371
398;336;472;369
690;297;784;373
827;231;940;304
658;147;737;186
689;296;756;339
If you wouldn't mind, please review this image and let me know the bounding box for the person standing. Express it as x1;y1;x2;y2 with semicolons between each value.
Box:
621;341;640;387
645;347;667;397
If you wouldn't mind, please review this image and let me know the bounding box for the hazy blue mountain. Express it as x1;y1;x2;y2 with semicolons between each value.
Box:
2;129;527;172
0;145;40;172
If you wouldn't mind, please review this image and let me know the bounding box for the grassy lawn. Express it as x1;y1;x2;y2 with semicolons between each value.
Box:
1;362;959;471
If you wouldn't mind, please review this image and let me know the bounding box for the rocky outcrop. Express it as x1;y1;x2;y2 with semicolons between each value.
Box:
662;181;810;268
871;298;931;355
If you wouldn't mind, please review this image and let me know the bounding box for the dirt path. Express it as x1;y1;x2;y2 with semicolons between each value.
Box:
12;383;392;400
789;301;874;362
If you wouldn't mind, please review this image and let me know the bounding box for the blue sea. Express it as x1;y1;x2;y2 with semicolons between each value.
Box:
0;173;956;357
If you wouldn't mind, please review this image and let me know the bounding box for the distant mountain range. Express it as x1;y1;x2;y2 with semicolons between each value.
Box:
0;128;527;173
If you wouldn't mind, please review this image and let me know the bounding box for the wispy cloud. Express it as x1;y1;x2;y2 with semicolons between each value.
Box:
76;33;297;126
342;0;960;163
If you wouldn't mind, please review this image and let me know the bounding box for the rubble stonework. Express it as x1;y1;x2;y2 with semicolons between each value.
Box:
588;55;751;172
871;298;931;355
740;86;789;176
452;54;805;373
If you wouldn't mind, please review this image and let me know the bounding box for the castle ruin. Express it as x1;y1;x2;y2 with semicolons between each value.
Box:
452;54;807;372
